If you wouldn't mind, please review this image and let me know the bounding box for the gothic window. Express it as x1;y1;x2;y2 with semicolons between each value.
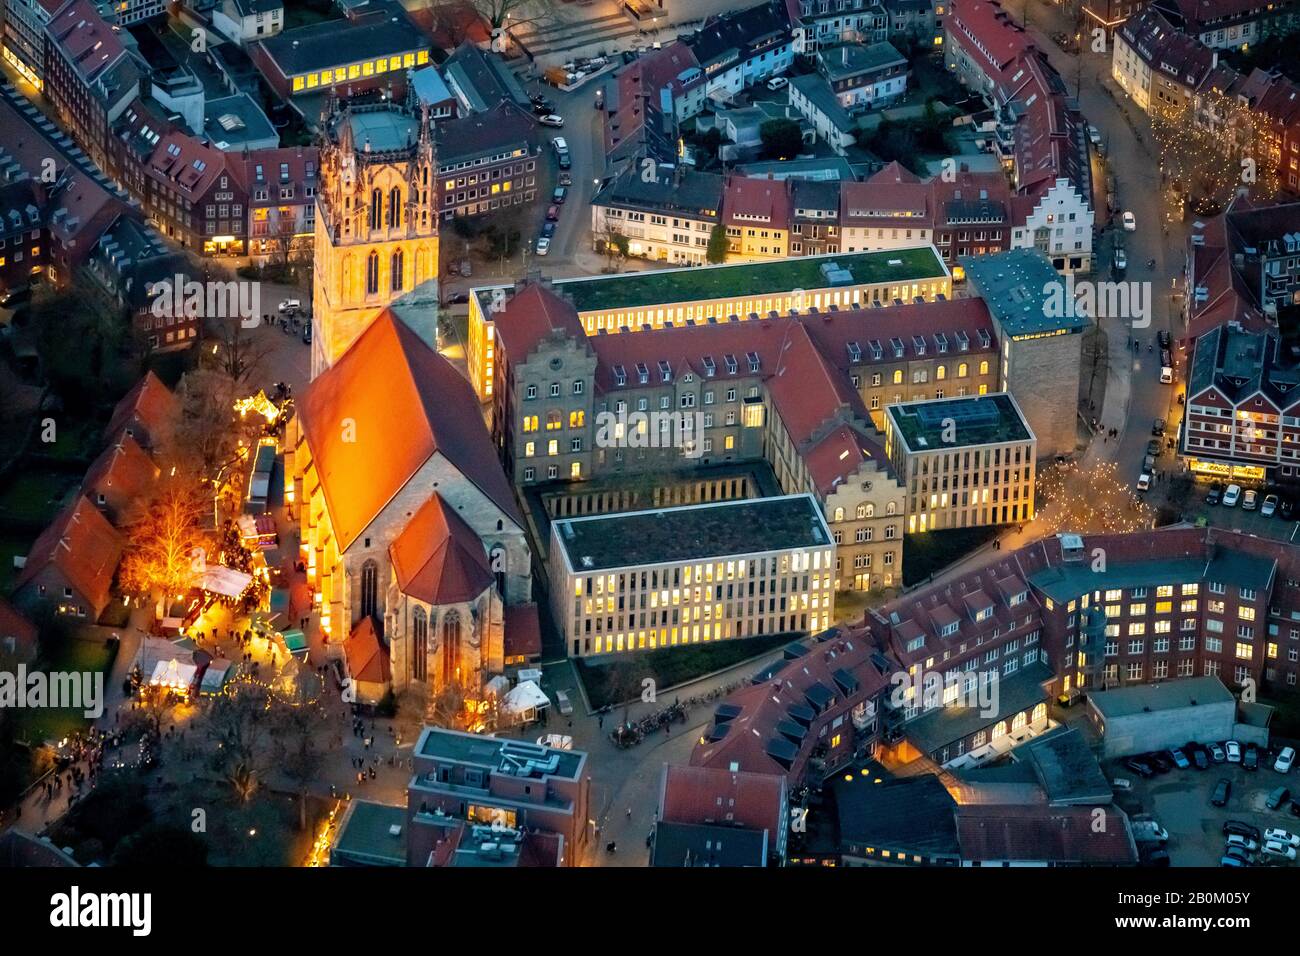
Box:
490;546;506;598
391;249;404;291
341;254;353;302
412;607;428;681
369;188;382;231
388;186;401;229
441;610;462;685
366;251;379;295
359;559;378;620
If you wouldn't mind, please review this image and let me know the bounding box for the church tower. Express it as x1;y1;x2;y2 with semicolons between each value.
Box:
311;93;440;378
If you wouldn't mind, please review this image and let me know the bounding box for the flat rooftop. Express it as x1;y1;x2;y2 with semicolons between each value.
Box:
1028;547;1275;603
1088;676;1235;720
554;494;830;572
330;800;406;866
539;246;947;314
345;107;419;153
961;249;1088;338
415;727;584;780
887;392;1032;452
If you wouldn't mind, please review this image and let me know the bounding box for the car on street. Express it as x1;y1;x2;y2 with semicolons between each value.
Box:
558;172;572;186
1226;833;1259;852
0;284;31;307
546;204;560;221
1123;210;1137;231
532;99;555;115
552;186;567;203
278;298;300;312
1245;743;1260;770
1223;484;1242;507
1146;438;1161;456
1206;483;1222;505
1158;329;1172;349
1265;828;1300;847
1192;748;1209;770
538;114;565;127
1227;740;1242;762
535;237;550;256
1136;473;1151;492
1114;248;1127;272
1262;840;1297;861
1263;494;1279;517
1152;418;1165;436
541;221;556;239
766;76;789;91
1132;820;1168;843
1209;742;1226;763
1143;454;1156;472
1113;777;1133;791
1276;746;1296;773
1224;820;1261;841
1225;844;1255;864
1212;778;1231;807
1267;786;1292;810
1170;748;1190;769
1088;124;1102;146
1243;488;1258;510
446;292;470;305
301;322;312;344
1282;498;1296;519
1220;853;1248;867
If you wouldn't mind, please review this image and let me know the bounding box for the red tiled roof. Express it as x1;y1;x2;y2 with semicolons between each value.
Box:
14;496;123;615
800;423;887;497
955;804;1137;864
345;616;391;684
723;175;792;229
300;310;522;554
389;493;493;606
47;0;128;84
659;764;786;836
503;603;542;659
81;433;158;522
491;282;589;371
105;371;178;448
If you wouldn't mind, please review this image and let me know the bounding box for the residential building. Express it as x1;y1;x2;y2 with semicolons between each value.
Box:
591;164;725;265
789;177;841;256
0;179;45;291
954;805;1139;865
816;41;909;109
1082;0;1151;34
786;0;890;49
683;1;795;103
883;392;1036;531
787;73;858;155
12;495;123;620
406;728;590;866
1112;6;1217;113
654;765;789;867
2;0;62;87
549;495;835;658
724;175;793;260
1151;0;1292;50
439;40;532;116
1181;324;1300;486
211;0;284;47
244;146;318;261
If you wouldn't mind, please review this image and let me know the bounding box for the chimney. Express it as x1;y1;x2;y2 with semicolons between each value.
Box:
842;46;848;67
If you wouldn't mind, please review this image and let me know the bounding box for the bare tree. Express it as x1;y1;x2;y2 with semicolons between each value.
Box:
208;678;272;804
272;672;328;831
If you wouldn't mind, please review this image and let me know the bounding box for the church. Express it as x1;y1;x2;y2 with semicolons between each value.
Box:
290;93;538;705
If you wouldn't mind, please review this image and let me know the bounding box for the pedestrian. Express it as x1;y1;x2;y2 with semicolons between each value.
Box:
626;807;632;819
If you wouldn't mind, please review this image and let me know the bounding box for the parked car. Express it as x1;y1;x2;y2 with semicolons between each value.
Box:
1158;329;1172;349
1277;746;1296;773
532;100;555;115
1265;827;1300;847
766;75;789;91
1114;248;1127;272
1152;418;1165;436
552;186;567;203
1143;454;1156;472
535;237;551;256
1223;820;1261;842
538;114;565;128
1243;488;1259;510
0;284;30;307
1205;483;1223;505
1212;778;1231;807
557;152;571;170
1220;854;1248;867
1113;777;1133;791
541;220;556;238
1226;844;1255;864
1170;748;1190;769
1209;742;1226;763
1226;833;1259;852
546;204;560;221
1263;494;1279;517
278;298;301;312
1123;210;1137;231
1223;484;1242;507
1146;438;1161;456
1124;757;1155;778
558;172;573;186
1088;124;1102;146
1227;740;1242;763
1192;748;1209;770
1132;820;1168;843
1267;786;1291;810
1137;473;1152;492
301;322;312;345
1262;840;1297;861
1245;743;1260;770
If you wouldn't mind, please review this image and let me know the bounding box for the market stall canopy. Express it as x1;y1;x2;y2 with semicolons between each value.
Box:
279;629;307;654
150;658;198;691
484;674;511;698
502;680;550;716
200;659;233;694
198;565;253;599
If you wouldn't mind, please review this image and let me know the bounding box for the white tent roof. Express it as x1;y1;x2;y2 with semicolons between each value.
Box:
200;660;233;692
150;658;198;690
199;565;253;598
502;679;550;714
484;674;511;698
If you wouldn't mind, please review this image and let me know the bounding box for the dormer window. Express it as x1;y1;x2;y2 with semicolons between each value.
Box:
974;605;993;622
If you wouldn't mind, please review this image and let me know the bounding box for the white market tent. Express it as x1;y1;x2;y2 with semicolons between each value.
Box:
501;680;551;724
198;566;254;599
150;658;198;692
200;660;233;695
484;674;511;699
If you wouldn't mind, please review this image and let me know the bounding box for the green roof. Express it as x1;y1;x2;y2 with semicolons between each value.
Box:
555;494;831;572
546;247;946;313
887;393;1032;452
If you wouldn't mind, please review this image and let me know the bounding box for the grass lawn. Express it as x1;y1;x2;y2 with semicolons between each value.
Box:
575;632;797;710
0;530;35;590
14;637;118;745
0;469;78;525
40;421;101;462
902;524;1005;587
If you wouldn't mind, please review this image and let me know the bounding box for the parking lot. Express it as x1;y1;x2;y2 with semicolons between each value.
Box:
1108;744;1299;866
